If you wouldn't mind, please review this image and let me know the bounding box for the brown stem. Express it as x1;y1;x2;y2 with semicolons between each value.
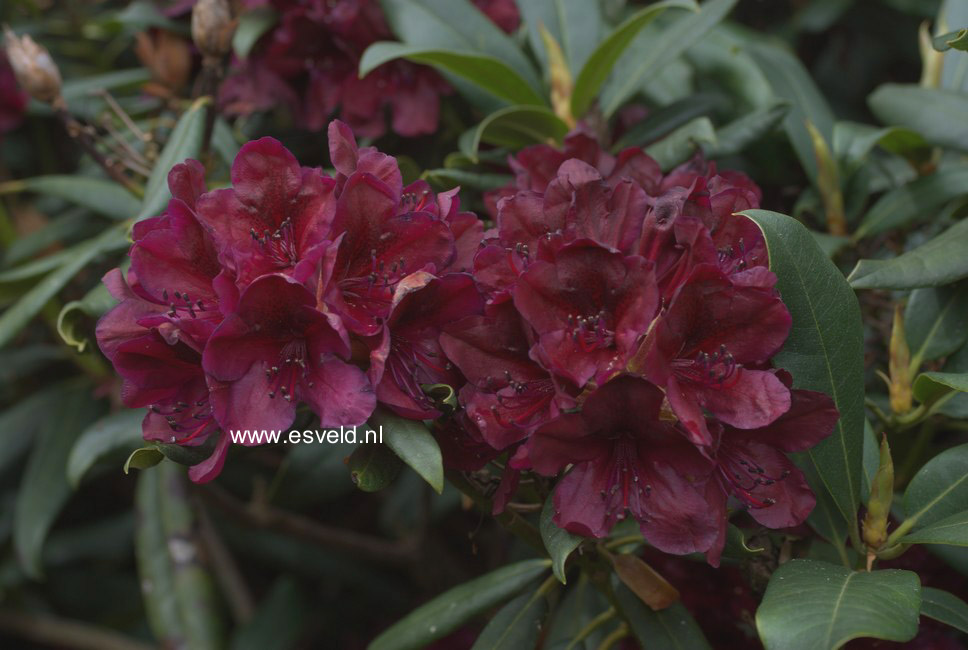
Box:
195;55;226;157
53;99;144;198
195;499;256;624
197;483;419;567
0;609;154;650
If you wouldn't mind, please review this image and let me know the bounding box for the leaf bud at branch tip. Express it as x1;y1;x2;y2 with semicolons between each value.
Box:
862;434;894;566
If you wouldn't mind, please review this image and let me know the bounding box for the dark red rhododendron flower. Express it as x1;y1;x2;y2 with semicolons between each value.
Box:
0;51;28;137
449;129;839;562
97;118;838;564
219;0;516;137
97;120;478;482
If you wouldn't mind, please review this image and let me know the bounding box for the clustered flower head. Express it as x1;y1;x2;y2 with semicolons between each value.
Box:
219;0;519;137
442;130;841;564
97;121;838;565
97;120;482;482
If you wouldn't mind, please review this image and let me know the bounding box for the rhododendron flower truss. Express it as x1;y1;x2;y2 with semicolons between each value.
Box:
96;121;481;483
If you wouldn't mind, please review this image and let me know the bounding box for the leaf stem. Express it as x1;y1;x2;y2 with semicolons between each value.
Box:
595;623;630;650
566;608;617;650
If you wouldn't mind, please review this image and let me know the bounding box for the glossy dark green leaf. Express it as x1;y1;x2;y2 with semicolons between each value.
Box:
540;497;581;584
921;587;968;634
520;0;602;75
135;461;225;648
868;84;968;152
902;443;968;532
360;44;546;107
612;93;723;150
571;0;696;118
905;284;968;366
756;560;920;650
832;122;928;172
15;382;103;578
471;586;550;650
747;41;836;182
232;577;306;650
0;384;65;477
370;406;443;494
2;175;140;220
645;117;717;170
348;442;403;492
378;0;540;91
705;101;790;158
900;510;968;546
56;281;117;353
854;166;968;239
67;408;144;487
913;371;968;407
233;7;277;58
544;575;611;650
598;0;733;118
743;210;865;539
136;97;210;222
368;559;551;650
848;218;968;290
613;580;711;650
0;226;128;349
462;105;569;162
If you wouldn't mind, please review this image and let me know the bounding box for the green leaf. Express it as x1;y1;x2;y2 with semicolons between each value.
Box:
848;218;968;290
0;226;128;349
540;497;581;584
471;587;550;650
571;0;697;119
868;84;968;152
723;524;765;559
519;0;603;74
905;284;968;366
378;0;541;91
124;446;165;473
747;41;836;182
900;510;968;546
832;122;928;173
902;443;968;532
67;408;144;487
705;101;790;158
232;577;306;650
810;231;850;258
756;560;921;649
645;117;717;171
347;443;403;492
861;420;880;503
360;43;546;107
853;166;968;239
598;0;734;118
0;248;75;284
0;385;65;478
1;175;140;220
612;93;723;150
369;406;443;494
233;7;277;58
15;383;103;578
135;461;226;648
743;210;865;542
56;281;117;353
136;97;210;222
613;581;711;650
934;28;968;52
462;105;569;161
921;587;968;634
368;559;551;650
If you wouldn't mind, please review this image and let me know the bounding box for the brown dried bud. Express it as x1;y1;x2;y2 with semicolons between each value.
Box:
3;26;61;104
135;29;192;95
191;0;235;61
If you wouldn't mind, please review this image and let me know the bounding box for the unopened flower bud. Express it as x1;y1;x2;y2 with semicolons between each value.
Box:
888;304;912;414
191;0;235;61
3;26;61;104
862;434;894;555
